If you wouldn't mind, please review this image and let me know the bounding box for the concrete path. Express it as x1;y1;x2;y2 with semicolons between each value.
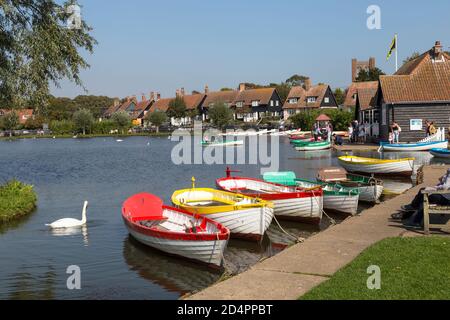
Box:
186;165;449;300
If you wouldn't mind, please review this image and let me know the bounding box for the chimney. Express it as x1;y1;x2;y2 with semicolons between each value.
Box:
304;78;312;91
156;93;161;101
150;92;155;101
205;85;209;94
351;58;357;82
126;96;130;102
113;99;120;107
141;93;146;102
176;89;180;97
181;87;185;96
239;83;246;92
434;41;443;56
369;57;376;70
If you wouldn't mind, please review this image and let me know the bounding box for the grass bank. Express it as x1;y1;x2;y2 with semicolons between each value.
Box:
0;180;37;223
301;237;450;300
0;132;171;140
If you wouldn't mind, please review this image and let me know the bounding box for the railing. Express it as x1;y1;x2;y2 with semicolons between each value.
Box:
419;128;446;143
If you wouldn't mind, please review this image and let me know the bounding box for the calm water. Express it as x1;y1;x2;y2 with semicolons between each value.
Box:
0;136;442;300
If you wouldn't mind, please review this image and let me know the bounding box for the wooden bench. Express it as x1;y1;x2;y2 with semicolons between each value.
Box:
422;190;450;235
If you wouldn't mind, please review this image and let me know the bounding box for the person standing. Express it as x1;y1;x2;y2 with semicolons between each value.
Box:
392;121;401;143
326;122;333;142
348;123;353;143
425;120;431;137
429;122;437;136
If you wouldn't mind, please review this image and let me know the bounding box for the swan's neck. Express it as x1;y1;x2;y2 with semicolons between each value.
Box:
81;201;88;224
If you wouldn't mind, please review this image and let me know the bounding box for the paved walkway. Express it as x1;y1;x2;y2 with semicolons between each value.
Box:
186;165;449;300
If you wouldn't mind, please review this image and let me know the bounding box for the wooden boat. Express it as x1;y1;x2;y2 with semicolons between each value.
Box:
317;167;384;203
216;169;323;224
171;180;274;241
122;193;230;267
338;155;415;176
430;148;450;159
380;140;448;152
201;140;243;147
294;141;331;151
263;172;359;215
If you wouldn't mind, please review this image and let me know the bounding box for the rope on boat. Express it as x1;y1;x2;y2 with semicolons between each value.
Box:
272;214;303;243
312;189;336;225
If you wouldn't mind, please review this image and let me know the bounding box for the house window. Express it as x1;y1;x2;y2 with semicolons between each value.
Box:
236;101;244;108
288;98;298;104
251;100;259;107
307;97;317;103
324;97;330;103
270;100;274;107
276;100;279;107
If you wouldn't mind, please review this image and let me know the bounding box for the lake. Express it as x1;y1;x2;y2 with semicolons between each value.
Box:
0;136;443;300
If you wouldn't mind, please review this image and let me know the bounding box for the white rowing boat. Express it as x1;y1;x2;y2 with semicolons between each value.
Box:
338;156;415;176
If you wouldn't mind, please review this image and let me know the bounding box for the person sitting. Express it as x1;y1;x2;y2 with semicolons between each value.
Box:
392;169;450;228
333;133;343;146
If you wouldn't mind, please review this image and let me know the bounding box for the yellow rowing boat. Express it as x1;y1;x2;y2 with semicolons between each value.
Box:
338;156;415;176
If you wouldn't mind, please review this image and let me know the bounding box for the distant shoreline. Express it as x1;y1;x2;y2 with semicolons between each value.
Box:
0;132;171;141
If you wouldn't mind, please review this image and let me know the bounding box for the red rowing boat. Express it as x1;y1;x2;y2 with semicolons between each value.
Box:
216;168;324;224
122;193;230;267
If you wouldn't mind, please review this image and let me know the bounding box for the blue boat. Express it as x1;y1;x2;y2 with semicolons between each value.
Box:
380;140;448;152
430;148;450;159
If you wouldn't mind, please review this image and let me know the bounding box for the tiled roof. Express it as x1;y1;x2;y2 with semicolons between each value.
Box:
357;86;378;111
283;84;330;109
344;81;378;108
104;102;122;116
202;90;239;108
380;45;450;104
152;94;205;112
232;88;275;107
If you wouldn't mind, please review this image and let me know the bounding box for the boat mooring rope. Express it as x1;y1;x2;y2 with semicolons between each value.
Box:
272;214;304;243
312;189;337;225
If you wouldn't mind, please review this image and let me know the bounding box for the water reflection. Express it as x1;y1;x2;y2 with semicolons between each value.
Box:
123;236;221;295
48;225;89;246
8;266;56;300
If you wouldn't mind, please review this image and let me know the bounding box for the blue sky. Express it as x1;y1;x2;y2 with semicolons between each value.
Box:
52;0;450;99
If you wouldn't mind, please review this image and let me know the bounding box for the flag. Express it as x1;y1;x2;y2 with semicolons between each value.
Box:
386;35;397;60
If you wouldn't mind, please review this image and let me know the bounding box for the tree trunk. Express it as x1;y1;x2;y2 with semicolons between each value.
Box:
156;126;159;133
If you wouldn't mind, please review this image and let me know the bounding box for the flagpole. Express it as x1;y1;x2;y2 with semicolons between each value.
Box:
395;33;398;72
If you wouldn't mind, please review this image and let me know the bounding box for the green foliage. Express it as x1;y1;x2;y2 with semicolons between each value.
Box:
0;111;19;132
355;67;385;82
274;82;291;104
286;74;309;87
111;111;131;134
145;111;167;132
0;180;37;223
289;108;354;131
92;120;117;134
0;0;97;110
24;116;44;130
301;237;450;300
208;102;234;129
333;88;345;106
49;119;75;135
72;109;94;134
46;95;115;121
220;88;234;92
167;96;187;119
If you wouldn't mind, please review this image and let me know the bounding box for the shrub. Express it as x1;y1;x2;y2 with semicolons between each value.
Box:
0;180;37;223
73;109;95;135
49;120;75;135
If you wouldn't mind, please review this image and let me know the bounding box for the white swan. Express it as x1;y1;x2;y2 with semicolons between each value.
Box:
46;201;88;229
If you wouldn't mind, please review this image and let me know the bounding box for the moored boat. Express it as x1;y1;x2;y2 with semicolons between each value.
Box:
338;155;415;176
430;148;450;159
263;172;359;215
216;169;323;224
293;141;331;151
122;193;230;267
380;140;448;152
171;179;274;241
316;167;384;203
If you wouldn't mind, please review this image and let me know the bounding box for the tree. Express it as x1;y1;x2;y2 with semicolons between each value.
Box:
289;110;318;131
166;96;187;120
334;88;345;106
403;52;420;64
286;74;309;88
355;67;385;82
208;102;234;130
0;1;97;112
0;111;19;136
145;111;167;133
220;88;234;92
50;119;75;135
274;82;291;105
73;109;94;135
111;111;131;134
